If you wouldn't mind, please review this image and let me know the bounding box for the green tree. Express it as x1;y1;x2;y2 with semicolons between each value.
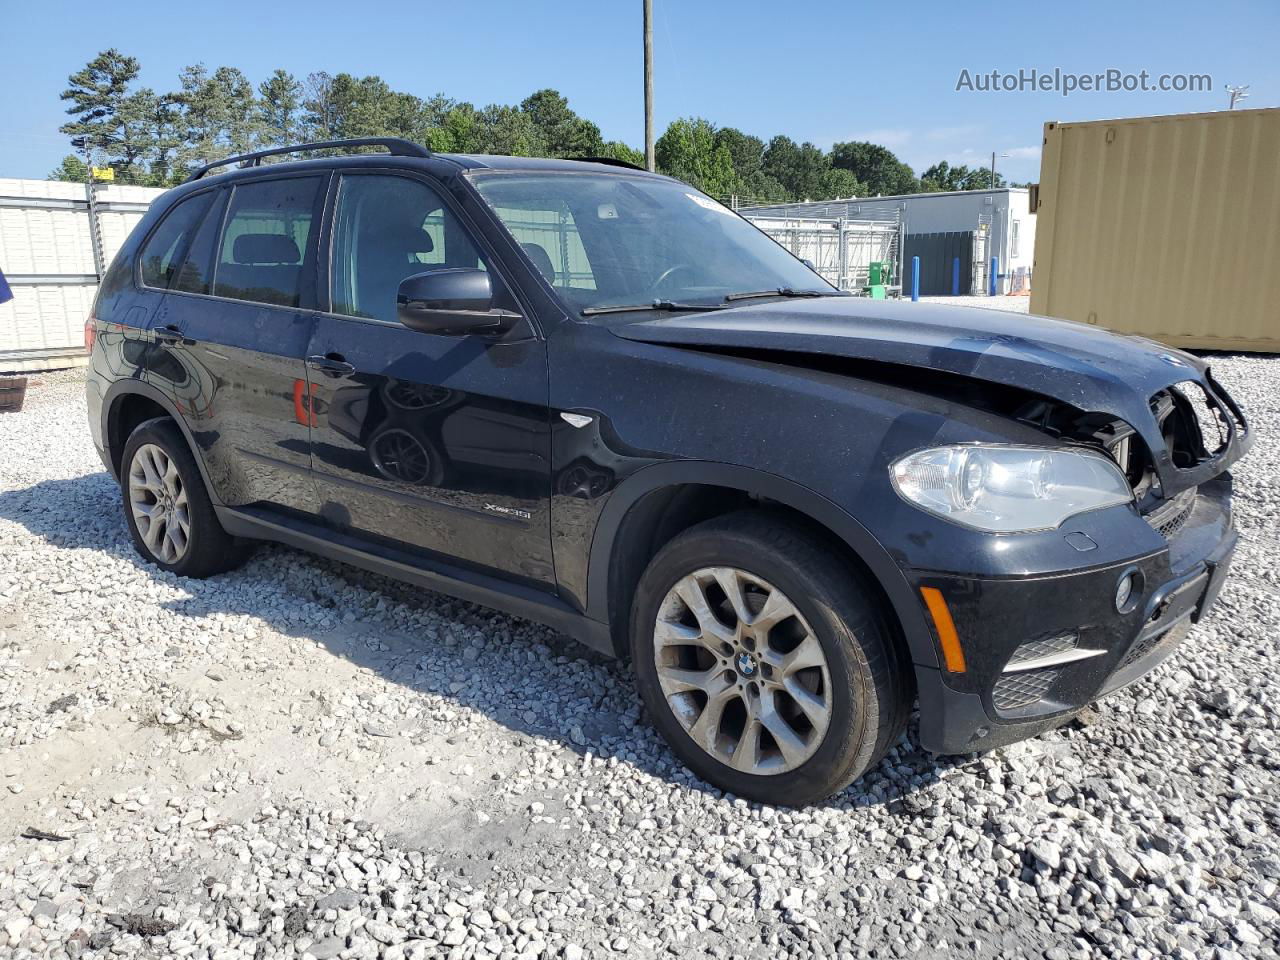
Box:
956;164;1005;190
130;91;184;185
385;91;431;140
424;103;482;153
302;71;339;140
48;154;89;183
52;52;964;197
739;173;791;204
919;160;960;192
761;136;832;200
714;127;764;182
478;103;544;156
257;69;303;146
597;140;645;166
174;64;258;171
327;73;389;138
920;161;1006;192
59;49;149;176
301;73;433;144
817;166;864;198
830;141;918;196
655;117;736;197
58;50;188;184
712;127;791;202
519;89;602;158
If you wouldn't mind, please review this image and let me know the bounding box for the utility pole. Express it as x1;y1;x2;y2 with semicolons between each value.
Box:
643;0;655;171
1226;84;1250;109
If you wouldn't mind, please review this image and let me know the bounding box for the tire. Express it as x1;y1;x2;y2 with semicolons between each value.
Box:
366;424;446;487
630;511;911;806
120;417;252;578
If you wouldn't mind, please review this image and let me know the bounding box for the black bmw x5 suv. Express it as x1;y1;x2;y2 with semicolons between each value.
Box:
86;137;1249;805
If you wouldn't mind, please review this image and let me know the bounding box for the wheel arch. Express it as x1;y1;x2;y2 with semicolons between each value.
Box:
102;380;220;504
585;461;939;672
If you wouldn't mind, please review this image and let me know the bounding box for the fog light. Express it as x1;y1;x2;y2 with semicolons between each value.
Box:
1115;571;1141;613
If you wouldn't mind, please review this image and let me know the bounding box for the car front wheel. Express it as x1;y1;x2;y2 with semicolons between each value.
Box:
630;511;911;806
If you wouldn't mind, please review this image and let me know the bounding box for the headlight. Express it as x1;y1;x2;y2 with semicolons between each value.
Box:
890;445;1132;533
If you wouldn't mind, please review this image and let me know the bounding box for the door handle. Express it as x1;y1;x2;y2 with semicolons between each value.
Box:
306;354;355;378
154;324;190;346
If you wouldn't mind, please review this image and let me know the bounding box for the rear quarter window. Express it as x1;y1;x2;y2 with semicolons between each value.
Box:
138;192;216;289
171;190;229;296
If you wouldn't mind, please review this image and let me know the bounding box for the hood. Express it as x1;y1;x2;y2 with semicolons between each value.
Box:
610;296;1249;494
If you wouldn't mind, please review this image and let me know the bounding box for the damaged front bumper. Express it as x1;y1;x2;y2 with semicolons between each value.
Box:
911;474;1237;756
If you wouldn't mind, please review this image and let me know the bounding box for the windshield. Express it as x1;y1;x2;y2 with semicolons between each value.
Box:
468;172;836;315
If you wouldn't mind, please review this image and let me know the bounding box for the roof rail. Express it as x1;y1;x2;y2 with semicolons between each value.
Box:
182;137;432;184
571;156;649;172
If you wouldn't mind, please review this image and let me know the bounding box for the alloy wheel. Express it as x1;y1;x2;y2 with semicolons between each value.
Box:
653;567;833;775
128;443;191;564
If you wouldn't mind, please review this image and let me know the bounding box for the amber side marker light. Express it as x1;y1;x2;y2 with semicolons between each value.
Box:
920;586;967;673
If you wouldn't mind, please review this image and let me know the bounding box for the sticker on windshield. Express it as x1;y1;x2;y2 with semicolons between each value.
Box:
597;202;618;220
686;193;734;216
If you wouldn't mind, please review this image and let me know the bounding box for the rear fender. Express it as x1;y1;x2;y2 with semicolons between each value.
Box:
101;380;221;505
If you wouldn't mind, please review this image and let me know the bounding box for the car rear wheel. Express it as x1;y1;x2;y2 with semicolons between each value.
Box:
631;511;911;806
121;418;252;578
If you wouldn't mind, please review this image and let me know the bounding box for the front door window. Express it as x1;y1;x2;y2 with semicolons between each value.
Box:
331;174;487;324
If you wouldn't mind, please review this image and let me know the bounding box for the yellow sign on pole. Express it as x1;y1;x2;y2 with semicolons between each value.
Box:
90;166;115;182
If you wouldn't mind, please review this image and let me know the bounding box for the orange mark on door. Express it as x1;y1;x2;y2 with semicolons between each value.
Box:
293;378;317;427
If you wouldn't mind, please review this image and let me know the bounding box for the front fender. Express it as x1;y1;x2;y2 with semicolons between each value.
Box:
584;459;940;672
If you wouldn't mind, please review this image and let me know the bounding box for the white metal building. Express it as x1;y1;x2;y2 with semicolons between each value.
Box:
743;216;902;292
0;178;164;371
739;188;1035;295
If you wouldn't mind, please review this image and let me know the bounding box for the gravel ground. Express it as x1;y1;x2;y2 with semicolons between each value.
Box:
0;355;1277;960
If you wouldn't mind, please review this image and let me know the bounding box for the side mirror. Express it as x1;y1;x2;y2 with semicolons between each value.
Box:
396;269;517;335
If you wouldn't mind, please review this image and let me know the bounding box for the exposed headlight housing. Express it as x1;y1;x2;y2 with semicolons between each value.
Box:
891;445;1133;533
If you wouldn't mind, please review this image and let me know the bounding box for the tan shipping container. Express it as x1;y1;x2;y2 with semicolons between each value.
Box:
1030;107;1280;352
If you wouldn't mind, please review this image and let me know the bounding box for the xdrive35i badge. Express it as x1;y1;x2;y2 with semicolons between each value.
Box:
484;503;533;521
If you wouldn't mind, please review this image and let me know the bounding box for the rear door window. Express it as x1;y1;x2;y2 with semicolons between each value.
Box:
138;191;216;289
213;177;324;308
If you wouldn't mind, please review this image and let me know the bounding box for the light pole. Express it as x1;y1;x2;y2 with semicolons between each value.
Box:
71;136;92;179
70;108;108;177
990;151;1009;188
1226;84;1250;110
643;0;655;172
70;108;110;280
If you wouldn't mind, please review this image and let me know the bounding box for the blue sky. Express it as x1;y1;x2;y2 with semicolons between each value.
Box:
1;0;1275;185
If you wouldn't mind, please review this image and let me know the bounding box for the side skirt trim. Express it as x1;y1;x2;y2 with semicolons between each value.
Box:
215;505;614;656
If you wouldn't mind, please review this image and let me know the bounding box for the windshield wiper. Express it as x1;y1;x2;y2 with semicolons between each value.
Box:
581;299;728;317
723;287;831;302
